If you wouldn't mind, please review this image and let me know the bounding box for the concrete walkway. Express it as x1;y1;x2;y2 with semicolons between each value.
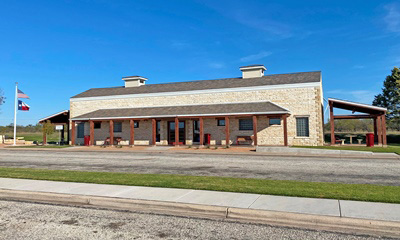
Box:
0;177;399;223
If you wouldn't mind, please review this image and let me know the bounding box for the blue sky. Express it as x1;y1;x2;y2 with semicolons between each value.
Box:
0;0;399;125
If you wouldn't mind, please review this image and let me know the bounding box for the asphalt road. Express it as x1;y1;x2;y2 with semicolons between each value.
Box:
0;149;399;186
0;200;386;240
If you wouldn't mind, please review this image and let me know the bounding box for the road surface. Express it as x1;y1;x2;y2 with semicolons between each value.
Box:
0;149;399;185
0;200;384;240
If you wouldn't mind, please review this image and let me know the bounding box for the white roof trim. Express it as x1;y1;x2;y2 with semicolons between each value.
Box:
240;65;266;71
71;111;290;121
70;82;321;102
328;98;387;111
39;110;69;122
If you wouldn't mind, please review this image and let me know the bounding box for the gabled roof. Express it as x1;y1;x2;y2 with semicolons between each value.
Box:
71;101;289;120
328;98;387;114
71;71;321;99
39;110;70;124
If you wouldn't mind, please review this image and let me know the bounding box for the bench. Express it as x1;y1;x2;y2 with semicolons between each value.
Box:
104;137;123;145
335;136;345;145
236;136;252;145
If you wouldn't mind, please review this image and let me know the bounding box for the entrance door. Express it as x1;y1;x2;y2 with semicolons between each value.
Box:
193;120;200;143
168;121;185;145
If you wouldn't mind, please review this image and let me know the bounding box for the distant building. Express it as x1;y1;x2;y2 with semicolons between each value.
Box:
69;65;324;146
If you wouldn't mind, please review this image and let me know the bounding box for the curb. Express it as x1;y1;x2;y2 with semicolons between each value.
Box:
0;189;399;238
2;147;399;160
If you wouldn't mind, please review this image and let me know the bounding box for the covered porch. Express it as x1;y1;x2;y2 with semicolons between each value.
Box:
328;98;387;146
71;102;290;147
38;110;70;144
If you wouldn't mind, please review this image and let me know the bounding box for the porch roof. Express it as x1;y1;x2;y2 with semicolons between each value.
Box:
328;98;386;115
71;101;289;121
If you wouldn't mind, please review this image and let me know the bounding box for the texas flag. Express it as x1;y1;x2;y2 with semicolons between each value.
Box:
17;89;30;99
18;100;30;111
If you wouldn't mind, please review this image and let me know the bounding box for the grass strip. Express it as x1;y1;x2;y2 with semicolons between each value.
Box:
6;145;72;148
293;145;400;155
0;167;399;204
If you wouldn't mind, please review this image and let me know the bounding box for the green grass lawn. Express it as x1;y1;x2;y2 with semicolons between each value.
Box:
294;145;400;155
0;167;399;204
7;145;72;148
1;132;61;142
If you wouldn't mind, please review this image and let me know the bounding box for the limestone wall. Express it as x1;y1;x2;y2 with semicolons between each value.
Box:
71;85;324;146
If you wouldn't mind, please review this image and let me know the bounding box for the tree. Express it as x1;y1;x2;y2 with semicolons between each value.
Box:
373;67;400;130
42;120;54;144
0;88;5;109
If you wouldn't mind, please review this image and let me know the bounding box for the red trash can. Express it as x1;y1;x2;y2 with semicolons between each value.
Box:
204;134;211;145
84;135;90;146
366;133;374;147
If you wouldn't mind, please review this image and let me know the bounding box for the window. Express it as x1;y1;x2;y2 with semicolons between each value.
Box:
156;121;161;142
114;122;122;133
269;118;281;125
134;121;139;128
239;119;253;131
94;122;101;129
296;117;309;137
77;123;84;138
217;119;225;126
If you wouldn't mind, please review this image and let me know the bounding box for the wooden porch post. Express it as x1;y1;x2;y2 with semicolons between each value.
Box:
71;121;75;145
130;119;135;146
175;117;179;146
199;117;204;146
373;117;377;142
377;115;382;146
67;121;70;143
225;116;230;146
382;114;387;146
283;115;288;146
43;130;47;145
89;120;94;146
252;115;257;146
329;102;335;145
109;120;114;146
152;119;156;145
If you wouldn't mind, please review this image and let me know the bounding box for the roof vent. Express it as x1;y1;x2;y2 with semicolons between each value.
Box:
122;76;147;87
239;65;266;79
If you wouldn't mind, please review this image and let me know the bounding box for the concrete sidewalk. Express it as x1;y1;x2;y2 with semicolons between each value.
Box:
0;178;399;237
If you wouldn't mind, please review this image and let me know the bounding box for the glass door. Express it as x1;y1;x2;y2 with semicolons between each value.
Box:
168;121;185;145
193;120;200;143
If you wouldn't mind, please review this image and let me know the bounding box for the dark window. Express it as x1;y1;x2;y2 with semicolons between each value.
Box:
134;121;139;128
94;122;101;129
77;123;85;138
114;122;122;133
239;119;253;131
296;117;309;137
217;119;225;126
269;118;281;125
156;121;161;142
193;120;200;143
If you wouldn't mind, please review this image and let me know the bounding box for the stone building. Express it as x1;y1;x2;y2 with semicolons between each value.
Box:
69;65;324;146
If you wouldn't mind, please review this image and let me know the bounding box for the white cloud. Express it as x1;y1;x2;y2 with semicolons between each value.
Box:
384;3;400;33
240;51;272;63
208;62;225;69
170;40;191;50
352;65;365;69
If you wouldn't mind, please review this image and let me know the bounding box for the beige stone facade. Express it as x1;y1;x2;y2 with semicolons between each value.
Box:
71;83;324;146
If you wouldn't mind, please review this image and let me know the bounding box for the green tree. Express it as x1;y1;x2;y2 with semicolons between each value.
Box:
42;120;54;142
0;88;5;111
373;67;400;130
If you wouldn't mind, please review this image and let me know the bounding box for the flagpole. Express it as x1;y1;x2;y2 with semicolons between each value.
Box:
13;82;18;145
